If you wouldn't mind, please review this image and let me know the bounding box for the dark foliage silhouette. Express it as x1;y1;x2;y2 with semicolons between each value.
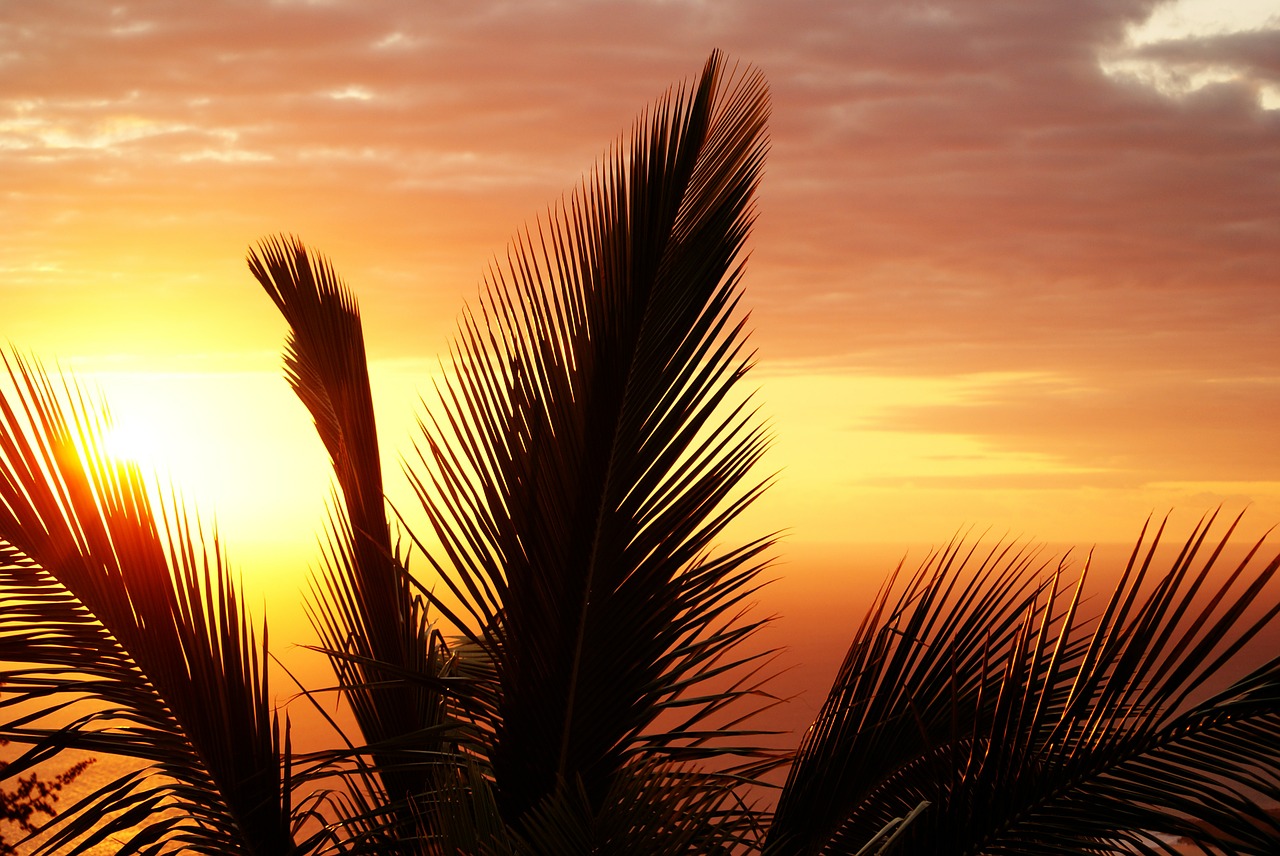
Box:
2;51;1280;855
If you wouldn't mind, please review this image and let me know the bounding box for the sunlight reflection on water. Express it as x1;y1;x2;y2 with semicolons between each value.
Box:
5;751;154;855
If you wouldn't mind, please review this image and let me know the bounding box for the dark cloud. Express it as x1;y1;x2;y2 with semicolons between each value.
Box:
1124;27;1280;78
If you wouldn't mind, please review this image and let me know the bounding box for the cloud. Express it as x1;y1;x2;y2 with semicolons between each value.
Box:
1099;0;1280;107
857;471;1143;491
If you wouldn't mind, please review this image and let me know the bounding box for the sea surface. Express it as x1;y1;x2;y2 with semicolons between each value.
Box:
3;751;149;855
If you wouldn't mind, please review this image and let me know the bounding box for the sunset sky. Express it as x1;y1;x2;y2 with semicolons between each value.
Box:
3;1;1279;709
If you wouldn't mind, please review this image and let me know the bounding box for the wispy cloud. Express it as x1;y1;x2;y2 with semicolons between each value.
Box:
863;371;1280;485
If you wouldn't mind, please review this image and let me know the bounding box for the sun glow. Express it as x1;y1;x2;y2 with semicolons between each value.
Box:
82;370;334;578
89;375;258;508
99;404;192;476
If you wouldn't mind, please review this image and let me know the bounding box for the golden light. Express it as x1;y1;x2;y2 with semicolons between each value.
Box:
82;370;333;588
99;400;192;476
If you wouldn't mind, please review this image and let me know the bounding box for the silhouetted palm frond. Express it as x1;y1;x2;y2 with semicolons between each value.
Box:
0;355;291;855
769;514;1280;855
400;49;781;845
249;237;467;847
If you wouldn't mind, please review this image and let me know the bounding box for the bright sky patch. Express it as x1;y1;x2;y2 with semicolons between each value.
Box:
1101;0;1280;108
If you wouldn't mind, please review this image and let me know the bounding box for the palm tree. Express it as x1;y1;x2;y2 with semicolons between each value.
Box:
2;50;1280;854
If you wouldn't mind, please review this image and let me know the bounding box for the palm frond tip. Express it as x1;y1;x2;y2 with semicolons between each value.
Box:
401;49;778;829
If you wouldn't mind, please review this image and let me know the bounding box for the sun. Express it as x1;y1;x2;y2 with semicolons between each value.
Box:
83;371;269;502
79;368;335;563
99;410;176;472
88;380;205;485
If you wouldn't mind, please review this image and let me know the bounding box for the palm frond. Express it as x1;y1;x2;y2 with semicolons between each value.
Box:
769;514;1280;855
0;354;291;854
248;236;465;843
402;48;779;834
503;758;766;856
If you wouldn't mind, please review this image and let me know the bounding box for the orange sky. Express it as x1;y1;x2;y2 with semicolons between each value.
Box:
4;1;1279;718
